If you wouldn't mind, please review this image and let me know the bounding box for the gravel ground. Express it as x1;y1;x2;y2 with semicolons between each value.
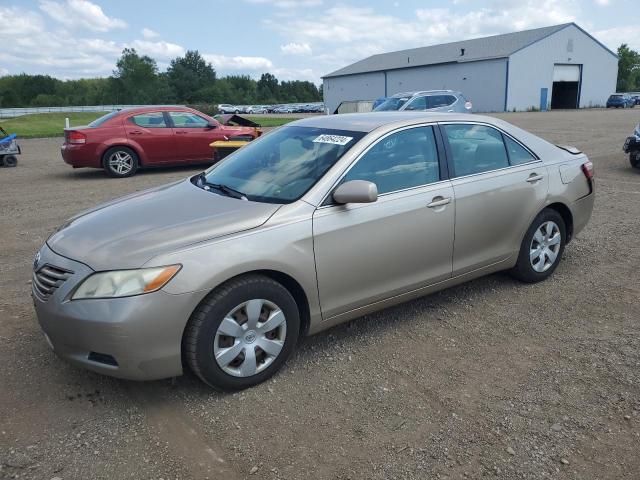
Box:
1;109;639;480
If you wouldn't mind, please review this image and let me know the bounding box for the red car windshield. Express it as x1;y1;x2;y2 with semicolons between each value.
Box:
88;110;121;127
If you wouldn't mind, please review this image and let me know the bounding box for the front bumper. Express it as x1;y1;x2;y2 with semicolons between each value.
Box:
32;244;203;380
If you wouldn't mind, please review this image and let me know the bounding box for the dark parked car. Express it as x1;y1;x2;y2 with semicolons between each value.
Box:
606;93;634;108
61;107;259;177
623;123;640;169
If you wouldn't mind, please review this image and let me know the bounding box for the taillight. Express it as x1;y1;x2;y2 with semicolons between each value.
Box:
68;130;87;144
581;161;594;180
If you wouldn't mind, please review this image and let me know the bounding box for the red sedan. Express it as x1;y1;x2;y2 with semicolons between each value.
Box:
61;106;260;177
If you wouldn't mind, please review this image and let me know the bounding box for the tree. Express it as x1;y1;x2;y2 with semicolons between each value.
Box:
111;48;159;104
167;50;216;103
616;44;640;92
257;73;279;103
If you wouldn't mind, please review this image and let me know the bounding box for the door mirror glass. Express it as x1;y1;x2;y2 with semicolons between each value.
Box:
333;180;378;204
206;122;217;129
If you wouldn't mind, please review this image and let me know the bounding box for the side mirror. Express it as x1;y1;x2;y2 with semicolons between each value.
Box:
333;180;378;204
206;123;217;129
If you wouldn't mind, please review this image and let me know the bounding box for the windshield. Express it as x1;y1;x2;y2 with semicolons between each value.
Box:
374;96;411;111
88;110;121;127
609;95;623;100
201;126;365;203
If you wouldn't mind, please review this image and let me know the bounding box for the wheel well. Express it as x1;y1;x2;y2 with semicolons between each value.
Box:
546;202;574;242
253;270;311;338
101;144;142;166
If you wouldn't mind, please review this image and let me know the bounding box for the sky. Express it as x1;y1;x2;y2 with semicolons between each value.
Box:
0;0;638;84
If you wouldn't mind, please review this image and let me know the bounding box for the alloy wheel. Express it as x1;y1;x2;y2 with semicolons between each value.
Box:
213;299;287;377
108;151;133;175
529;221;561;273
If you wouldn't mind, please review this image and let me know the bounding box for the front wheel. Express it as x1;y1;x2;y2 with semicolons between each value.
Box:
2;155;17;167
630;151;640;169
103;146;139;178
510;209;566;283
183;275;300;391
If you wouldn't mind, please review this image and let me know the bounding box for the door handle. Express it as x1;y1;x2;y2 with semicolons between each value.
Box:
526;173;544;183
427;196;451;208
175;130;188;135
129;130;143;135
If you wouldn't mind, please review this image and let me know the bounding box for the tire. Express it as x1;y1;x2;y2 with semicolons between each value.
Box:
234;110;240;114
3;155;17;167
183;274;300;391
630;151;640;169
510;208;566;283
103;146;139;178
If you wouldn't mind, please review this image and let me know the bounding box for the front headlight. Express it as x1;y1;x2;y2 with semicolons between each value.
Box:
72;265;181;300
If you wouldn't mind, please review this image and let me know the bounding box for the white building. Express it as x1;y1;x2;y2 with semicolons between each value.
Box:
323;23;618;113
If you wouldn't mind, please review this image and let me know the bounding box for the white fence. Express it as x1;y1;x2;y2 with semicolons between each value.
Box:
0;105;184;119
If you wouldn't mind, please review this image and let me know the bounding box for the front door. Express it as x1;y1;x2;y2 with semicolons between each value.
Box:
168;111;224;161
313;125;455;319
440;123;549;275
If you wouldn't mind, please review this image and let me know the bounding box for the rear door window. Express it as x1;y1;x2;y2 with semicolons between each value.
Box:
428;95;456;108
443;124;509;177
129;112;167;128
169;111;209;128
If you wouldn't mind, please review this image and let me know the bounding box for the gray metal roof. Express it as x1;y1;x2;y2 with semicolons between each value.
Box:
324;23;583;78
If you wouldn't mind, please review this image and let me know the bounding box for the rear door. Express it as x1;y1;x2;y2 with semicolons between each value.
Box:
167;111;225;161
440;122;549;275
124;112;174;164
428;94;457;112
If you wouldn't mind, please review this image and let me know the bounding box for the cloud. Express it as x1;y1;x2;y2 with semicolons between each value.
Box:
130;40;185;60
203;54;274;71
0;67;9;77
141;27;159;39
267;2;578;76
280;42;312;56
39;0;126;32
595;25;640;51
244;0;322;7
594;0;610;5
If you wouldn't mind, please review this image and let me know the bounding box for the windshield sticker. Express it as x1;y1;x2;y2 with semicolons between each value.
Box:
313;134;353;146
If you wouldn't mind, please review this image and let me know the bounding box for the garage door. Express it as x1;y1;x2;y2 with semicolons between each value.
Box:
551;64;581;109
553;65;580;82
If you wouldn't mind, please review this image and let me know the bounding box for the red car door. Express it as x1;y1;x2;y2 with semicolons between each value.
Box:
124;112;175;164
168;111;225;161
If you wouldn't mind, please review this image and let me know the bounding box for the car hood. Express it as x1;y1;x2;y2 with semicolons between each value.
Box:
47;179;281;271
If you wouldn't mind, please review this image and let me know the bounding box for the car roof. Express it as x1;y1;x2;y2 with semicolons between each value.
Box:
391;90;458;98
116;106;194;115
290;112;491;133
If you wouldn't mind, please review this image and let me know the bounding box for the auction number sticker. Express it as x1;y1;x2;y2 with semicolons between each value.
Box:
313;134;353;146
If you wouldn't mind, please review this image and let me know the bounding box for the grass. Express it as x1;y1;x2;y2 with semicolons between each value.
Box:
248;116;299;127
0;112;107;138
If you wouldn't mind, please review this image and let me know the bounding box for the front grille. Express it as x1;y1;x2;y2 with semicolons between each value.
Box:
33;264;73;300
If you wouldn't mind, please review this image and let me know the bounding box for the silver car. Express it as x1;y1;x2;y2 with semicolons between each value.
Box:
374;90;472;113
33;112;594;390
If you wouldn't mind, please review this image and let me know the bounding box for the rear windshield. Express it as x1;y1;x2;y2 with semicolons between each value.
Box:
88;110;121;127
609;95;623;99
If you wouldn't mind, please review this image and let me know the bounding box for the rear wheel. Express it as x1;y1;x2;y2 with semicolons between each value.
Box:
103;146;138;178
183;275;300;391
630;151;640;169
3;155;17;167
510;209;566;283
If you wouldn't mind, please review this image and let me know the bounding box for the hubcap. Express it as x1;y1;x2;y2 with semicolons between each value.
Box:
108;151;133;175
529;221;561;273
213;299;286;377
